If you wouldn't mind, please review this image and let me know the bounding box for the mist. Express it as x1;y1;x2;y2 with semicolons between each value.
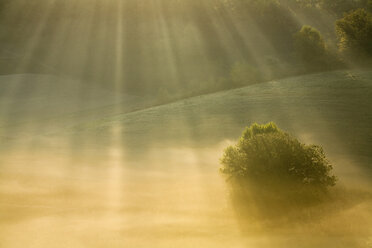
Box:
1;0;372;247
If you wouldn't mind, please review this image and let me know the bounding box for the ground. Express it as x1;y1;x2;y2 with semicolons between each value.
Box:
0;70;372;248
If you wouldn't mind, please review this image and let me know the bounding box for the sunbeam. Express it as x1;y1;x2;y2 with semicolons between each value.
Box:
0;0;372;247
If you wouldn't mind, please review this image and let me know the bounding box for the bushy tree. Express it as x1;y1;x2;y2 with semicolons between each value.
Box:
220;122;336;195
293;25;331;71
336;8;372;57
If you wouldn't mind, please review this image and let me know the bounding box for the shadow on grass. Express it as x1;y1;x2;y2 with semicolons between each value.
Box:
228;180;372;231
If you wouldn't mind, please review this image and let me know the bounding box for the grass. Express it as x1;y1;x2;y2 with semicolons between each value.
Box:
1;69;372;248
1;69;372;166
54;70;372;165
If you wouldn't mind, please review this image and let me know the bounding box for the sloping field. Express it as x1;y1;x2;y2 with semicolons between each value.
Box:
0;70;372;248
69;70;372;166
0;74;150;143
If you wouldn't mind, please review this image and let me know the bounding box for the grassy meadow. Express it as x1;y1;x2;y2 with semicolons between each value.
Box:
1;70;372;248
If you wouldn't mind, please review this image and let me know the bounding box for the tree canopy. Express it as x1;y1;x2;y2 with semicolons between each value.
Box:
293;25;329;70
220;122;337;194
336;8;372;57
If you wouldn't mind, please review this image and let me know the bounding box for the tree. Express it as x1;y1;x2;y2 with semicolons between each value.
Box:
220;122;336;196
293;25;330;71
336;9;372;58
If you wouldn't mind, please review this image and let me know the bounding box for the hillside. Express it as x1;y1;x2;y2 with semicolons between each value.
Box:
0;73;152;142
1;70;372;172
1;70;372;248
62;70;372;167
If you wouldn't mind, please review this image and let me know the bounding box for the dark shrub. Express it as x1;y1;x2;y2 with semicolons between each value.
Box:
336;9;372;58
220;122;337;198
293;25;331;71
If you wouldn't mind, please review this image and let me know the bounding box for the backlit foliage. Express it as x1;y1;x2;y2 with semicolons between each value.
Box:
221;122;337;192
336;8;372;57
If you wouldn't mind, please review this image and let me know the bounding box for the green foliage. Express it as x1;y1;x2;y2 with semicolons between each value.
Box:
336;9;372;57
229;62;261;87
220;122;337;193
293;25;331;70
